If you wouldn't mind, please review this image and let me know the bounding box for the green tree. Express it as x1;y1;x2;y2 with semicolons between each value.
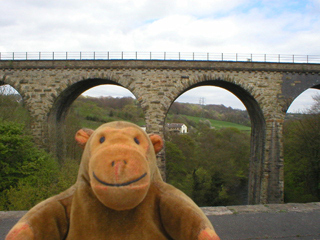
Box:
165;141;193;196
284;114;320;202
166;124;250;206
0;121;64;210
192;167;210;206
204;172;230;206
284;93;320;202
0;122;44;191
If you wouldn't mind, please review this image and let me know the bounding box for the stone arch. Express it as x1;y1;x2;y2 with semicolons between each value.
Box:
48;78;138;160
281;73;320;113
167;77;266;204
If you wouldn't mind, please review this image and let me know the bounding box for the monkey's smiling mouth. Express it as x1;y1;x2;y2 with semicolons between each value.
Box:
93;172;147;187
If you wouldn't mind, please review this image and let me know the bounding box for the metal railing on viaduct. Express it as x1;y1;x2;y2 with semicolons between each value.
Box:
1;51;320;64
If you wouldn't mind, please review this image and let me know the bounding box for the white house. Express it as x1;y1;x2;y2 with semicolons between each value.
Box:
166;123;188;134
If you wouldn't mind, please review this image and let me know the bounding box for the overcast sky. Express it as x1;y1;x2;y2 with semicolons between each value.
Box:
1;0;320;112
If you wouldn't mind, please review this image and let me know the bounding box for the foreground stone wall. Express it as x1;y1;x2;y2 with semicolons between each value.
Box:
1;60;320;204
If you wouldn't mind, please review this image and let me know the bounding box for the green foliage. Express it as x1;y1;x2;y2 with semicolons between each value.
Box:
0;122;45;192
165;141;193;195
0;158;79;210
0;121;57;209
284;113;320;203
0;154;59;210
0;121;79;210
67;96;145;127
169;102;251;126
0;93;30;125
166;126;250;206
166;114;251;132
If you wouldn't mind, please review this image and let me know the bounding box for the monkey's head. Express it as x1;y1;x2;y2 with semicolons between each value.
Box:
75;121;163;211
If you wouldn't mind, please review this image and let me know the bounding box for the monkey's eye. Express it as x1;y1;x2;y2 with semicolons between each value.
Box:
99;136;105;143
134;137;140;145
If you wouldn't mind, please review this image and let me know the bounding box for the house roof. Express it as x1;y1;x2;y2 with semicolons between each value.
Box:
166;123;186;128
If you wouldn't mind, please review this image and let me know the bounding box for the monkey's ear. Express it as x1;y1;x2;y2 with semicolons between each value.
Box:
149;134;163;154
75;128;94;149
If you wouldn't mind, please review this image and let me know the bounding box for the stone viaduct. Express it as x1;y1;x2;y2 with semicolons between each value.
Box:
1;60;320;205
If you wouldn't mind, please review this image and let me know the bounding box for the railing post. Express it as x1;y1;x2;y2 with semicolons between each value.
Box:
122;51;123;59
80;52;82;60
13;52;14;60
179;52;181;60
0;52;1;60
193;52;194;60
307;55;309;63
94;52;95;60
207;52;209;61
251;53;252;62
150;52;152;60
278;54;280;63
164;52;166;60
293;55;294;63
264;54;266;62
107;51;109;60
66;52;68;60
221;53;223;61
236;53;238;61
39;52;41;60
136;51;137;60
53;52;55;60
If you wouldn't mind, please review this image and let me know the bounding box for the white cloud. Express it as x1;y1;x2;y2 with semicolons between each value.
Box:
176;86;245;109
2;0;320;53
82;85;135;98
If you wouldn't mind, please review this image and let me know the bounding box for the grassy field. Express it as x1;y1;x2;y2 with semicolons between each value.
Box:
80;113;251;132
181;115;251;132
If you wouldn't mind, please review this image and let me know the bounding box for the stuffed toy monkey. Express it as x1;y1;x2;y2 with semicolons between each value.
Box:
6;121;220;240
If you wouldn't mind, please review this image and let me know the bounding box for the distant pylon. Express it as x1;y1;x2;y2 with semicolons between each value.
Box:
199;97;205;105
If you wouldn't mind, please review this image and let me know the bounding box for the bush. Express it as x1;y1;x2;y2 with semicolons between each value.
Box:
0;121;79;210
0;158;79;210
0;121;48;192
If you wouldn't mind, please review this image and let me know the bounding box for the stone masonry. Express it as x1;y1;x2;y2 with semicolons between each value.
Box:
1;60;320;205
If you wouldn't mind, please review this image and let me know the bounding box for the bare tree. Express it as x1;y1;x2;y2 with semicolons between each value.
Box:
308;92;320;114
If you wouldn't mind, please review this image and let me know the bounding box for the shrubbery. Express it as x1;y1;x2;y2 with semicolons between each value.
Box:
284;113;320;203
0;121;79;210
166;127;250;206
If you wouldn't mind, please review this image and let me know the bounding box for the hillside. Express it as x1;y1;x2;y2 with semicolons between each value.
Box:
69;96;251;132
177;115;251;132
168;102;250;127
